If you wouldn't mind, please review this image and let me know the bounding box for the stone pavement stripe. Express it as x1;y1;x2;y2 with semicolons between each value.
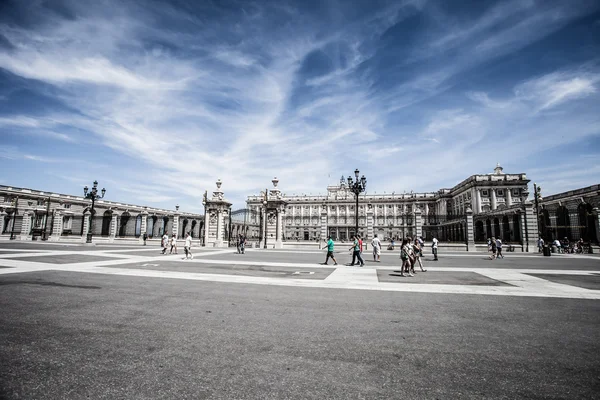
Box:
42;264;600;299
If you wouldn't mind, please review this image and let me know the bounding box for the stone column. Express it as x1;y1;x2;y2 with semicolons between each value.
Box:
491;188;497;210
592;207;600;246
320;205;328;241
172;211;180;237
82;211;91;243
20;211;32;240
139;211;147;244
50;211;63;241
476;189;482;213
108;212;118;242
414;207;422;239
0;211;5;235
506;188;512;207
466;207;475;251
366;205;374;240
275;206;284;248
523;202;538;252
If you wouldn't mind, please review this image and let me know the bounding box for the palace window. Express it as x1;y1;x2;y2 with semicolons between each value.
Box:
482;190;489;196
497;189;504;196
513;189;519;196
63;204;71;209
62;216;72;230
37;199;45;206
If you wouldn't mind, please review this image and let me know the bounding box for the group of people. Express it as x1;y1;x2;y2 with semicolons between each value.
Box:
322;234;439;273
487;237;504;259
546;237;586;254
161;232;194;259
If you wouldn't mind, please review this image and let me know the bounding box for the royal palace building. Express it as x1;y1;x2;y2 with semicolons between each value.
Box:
246;165;600;251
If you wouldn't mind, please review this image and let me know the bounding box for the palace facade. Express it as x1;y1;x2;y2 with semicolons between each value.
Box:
0;185;204;243
246;164;537;246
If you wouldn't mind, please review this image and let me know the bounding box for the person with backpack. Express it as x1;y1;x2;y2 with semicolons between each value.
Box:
489;237;497;260
348;235;364;267
495;237;504;259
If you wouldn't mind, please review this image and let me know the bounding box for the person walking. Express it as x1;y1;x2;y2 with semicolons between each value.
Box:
169;234;178;254
537;237;545;253
432;237;439;261
238;234;246;254
184;232;193;260
489;237;497;260
161;232;169;254
348;235;364;267
413;238;427;272
143;232;148;246
321;235;338;265
400;238;413;277
371;234;382;262
495;237;504;259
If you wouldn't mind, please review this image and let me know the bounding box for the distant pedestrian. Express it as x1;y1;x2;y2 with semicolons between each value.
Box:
170;234;178;254
143;232;148;246
371;234;382;262
431;237;439;261
538;237;544;253
495;237;504;259
238;234;246;254
348;235;364;267
161;233;169;254
184;232;193;260
321;235;338;265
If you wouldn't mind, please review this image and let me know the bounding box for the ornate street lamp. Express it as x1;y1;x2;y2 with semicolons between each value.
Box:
533;183;542;232
83;180;106;243
347;168;367;237
262;189;268;249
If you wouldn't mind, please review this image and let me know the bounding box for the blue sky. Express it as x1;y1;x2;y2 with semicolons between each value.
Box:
0;0;599;212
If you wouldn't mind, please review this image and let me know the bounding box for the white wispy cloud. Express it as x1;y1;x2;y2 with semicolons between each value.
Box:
0;0;598;209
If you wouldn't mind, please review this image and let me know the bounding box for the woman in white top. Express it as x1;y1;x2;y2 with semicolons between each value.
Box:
184;233;193;260
371;234;382;262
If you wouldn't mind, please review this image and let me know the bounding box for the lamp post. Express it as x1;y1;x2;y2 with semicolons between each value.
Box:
9;196;18;240
42;196;51;240
533;183;542;231
347;168;367;237
83;180;106;243
263;188;268;249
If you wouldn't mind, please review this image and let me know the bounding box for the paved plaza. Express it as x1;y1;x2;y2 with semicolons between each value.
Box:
0;242;599;399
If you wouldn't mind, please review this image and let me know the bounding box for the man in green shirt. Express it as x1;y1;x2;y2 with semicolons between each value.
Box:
348;235;365;267
321;236;338;265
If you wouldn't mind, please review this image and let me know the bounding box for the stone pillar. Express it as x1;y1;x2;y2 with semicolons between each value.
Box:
466;207;475;251
491;188;497;210
0;211;5;235
203;180;232;248
139;211;147;244
172;210;180;237
414;207;422;239
275;206;284;248
82;211;91;242
320;205;328;241
20;211;32;240
476;189;482;213
50;211;63;241
523;202;538;252
109;212;118;242
366;205;374;241
506;188;512;207
593;208;600;246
